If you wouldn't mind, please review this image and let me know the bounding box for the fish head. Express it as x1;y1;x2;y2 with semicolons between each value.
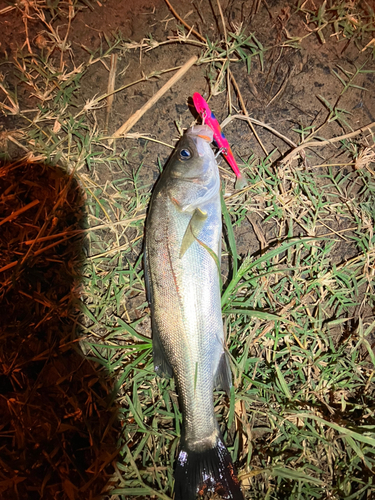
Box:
170;125;214;178
166;125;220;211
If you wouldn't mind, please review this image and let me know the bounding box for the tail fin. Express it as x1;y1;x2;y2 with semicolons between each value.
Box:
174;436;243;500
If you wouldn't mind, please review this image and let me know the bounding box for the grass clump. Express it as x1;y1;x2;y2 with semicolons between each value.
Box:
222;154;375;498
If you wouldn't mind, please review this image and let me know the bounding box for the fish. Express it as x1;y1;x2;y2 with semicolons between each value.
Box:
192;93;247;190
144;124;243;500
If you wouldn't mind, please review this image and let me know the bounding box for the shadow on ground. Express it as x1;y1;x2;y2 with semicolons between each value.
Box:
0;159;120;499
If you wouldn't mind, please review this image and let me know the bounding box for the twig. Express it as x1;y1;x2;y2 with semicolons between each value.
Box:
59;3;74;70
216;0;231;112
20;1;33;54
361;38;375;52
101;133;174;149
0;5;15;14
310;162;355;168
7;135;29;152
221;113;297;148
266;65;295;108
0;199;40;227
164;0;206;42
228;73;269;155
105;54;118;133
247;214;267;252
110;55;198;141
75;64;191;119
281;121;375;166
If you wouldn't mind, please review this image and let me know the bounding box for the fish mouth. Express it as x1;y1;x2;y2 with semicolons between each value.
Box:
197;134;212;142
186;125;214;158
187;125;213;143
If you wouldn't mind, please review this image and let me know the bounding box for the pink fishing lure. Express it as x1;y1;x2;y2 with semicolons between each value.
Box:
193;92;245;187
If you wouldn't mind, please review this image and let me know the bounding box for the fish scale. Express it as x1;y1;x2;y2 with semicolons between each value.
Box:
145;124;243;500
154;198;221;443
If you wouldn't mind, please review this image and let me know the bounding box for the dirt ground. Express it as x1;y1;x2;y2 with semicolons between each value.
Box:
2;0;374;166
1;0;375;499
3;0;374;256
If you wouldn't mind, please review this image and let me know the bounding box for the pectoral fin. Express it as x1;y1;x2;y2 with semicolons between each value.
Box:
179;208;207;258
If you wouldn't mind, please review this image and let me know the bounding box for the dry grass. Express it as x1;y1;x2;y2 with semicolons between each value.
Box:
0;1;375;499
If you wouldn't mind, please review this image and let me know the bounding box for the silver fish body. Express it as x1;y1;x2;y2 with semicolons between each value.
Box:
144;125;243;500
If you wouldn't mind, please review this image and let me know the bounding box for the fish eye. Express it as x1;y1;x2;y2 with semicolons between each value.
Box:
179;148;192;160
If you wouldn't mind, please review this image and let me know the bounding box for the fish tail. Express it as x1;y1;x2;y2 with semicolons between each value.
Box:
174;435;243;500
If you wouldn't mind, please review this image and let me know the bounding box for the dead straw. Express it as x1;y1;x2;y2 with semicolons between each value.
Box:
110;55;198;141
164;0;269;156
164;0;206;42
105;53;118;133
281;121;375;166
228;72;269;155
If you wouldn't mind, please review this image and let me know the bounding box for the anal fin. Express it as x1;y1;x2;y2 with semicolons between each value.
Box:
179;208;207;259
213;351;232;396
152;322;173;378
